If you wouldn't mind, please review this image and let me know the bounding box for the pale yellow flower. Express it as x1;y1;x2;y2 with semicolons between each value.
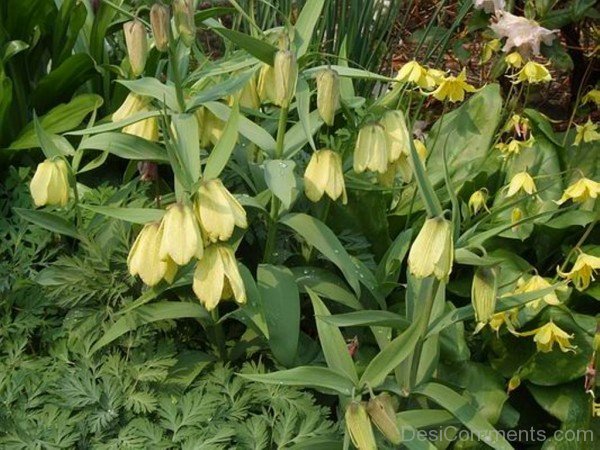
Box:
582;89;600;107
520;321;576;353
514;275;560;308
345;402;377;450
353;123;388;174
574;119;600;146
495;136;535;157
158;203;204;265
431;69;477;103
396;60;436;89
557;177;600;205
380;110;410;163
513;61;552;84
506;171;536;197
468;189;489;215
505;52;524;69
408;216;454;281
113;93;158;142
304;149;347;204
481;38;502;64
30;159;70;207
558;251;600;291
128;222;177;287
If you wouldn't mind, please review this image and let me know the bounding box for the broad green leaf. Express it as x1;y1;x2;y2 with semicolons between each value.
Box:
67;111;161;136
237;264;269;338
410;136;443;218
292;267;362;310
79;133;168;162
321;310;410;329
171;113;201;183
186;71;254;111
283;110;324;158
34;113;74;158
13;208;81;240
376;229;413;284
204;101;276;155
119;78;179;111
10;94;103;149
257;264;300;367
264;160;299;210
303;65;391;82
294;0;325;58
91;302;210;353
79;204;165;224
413;383;513;450
204;103;239;180
308;289;358;384
281;213;361;295
212;27;277;65
238;366;354;396
395;415;439;450
359;319;421;388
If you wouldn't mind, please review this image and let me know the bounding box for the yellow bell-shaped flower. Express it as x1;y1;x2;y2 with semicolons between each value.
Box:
574;119;600;146
128;222;178;286
30;158;70;207
304;149;347;204
396;60;436;89
273;50;298;107
123;20;148;77
582;89;600;106
506;171;536;197
408;215;454;281
513;61;551;84
192;244;246;311
520;321;576;353
514;275;560;308
380;110;410;163
345;401;377;450
557;177;600;204
353;123;388;174
468;189;489;215
558;251;600;291
432;69;476;102
316;68;340;126
195;178;247;242
257;64;277;104
112;93;158;142
472;267;498;333
158;203;204;266
196;107;225;148
504;52;524;69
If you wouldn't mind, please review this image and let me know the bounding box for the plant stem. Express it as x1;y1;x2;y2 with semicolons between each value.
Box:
263;106;289;263
169;44;187;113
211;309;227;360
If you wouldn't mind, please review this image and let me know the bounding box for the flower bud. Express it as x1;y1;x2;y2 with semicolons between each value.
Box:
193;244;246;311
123;20;148;77
273;50;298;107
158;203;204;265
468;189;488;215
128;222;178;286
511;207;523;231
471;267;498;333
30;159;70;207
173;0;195;46
366;393;401;445
316;68;340;126
408;215;454;281
354;122;388;174
304;149;347;204
195;178;248;242
345;402;377;450
381;110;410;164
150;3;170;52
507;375;521;393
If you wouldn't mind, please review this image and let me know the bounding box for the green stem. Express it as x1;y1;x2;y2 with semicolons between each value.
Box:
562;62;594;146
211;309;227;360
263;106;289;263
169;45;187;113
102;0;151;27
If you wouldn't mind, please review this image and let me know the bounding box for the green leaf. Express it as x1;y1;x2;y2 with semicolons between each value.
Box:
308;288;358;384
79;204;165;224
264;160;299;210
281;213;361;296
119;78;179;111
303;65;391;82
257;264;300;367
79;132;169;162
13;208;81;240
10;94;103;149
395;416;439;450
321;310;410;329
186;71;254;111
91;302;210;353
238;366;355;396
34;113;74;158
171;113;201;183
204;101;276;155
359;319;421;388
283;110;324;158
1;40;28;63
237;264;269;337
409;136;443;218
204;103;239;180
212;27;277;65
67;111;162;136
413;383;513;450
292;267;362;310
296;77;316;151
294;0;325;58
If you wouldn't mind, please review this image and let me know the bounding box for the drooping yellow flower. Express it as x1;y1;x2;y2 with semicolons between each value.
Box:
30;159;70;207
158;203;204;266
192;244;246;311
195;178;247;242
574;119;600;146
408;215;454;281
229;77;260;110
304;149;347;204
468;189;489;215
511;207;523;231
345;402;377;450
353;123;389;174
514;275;560;309
520;321;576;353
257;64;276;104
504;52;524;69
558;251;600;291
557;177;600;205
503;114;530;137
513;61;552;84
396;60;436;89
316;68;340;126
506;171;536;197
488;309;518;334
582;89;600;107
112;93;158;142
273;50;298;107
380;110;410;164
366;394;401;445
431;69;477;103
481;38;501;64
196;107;225;147
472;267;498;333
128;222;177;286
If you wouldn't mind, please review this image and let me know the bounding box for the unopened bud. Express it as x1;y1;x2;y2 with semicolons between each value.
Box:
150;4;170;52
273;50;298;107
507;375;521;393
124;20;148;77
471;267;498;333
173;0;195;46
468;189;488;215
316;69;340;126
345;402;377;450
366;393;401;444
